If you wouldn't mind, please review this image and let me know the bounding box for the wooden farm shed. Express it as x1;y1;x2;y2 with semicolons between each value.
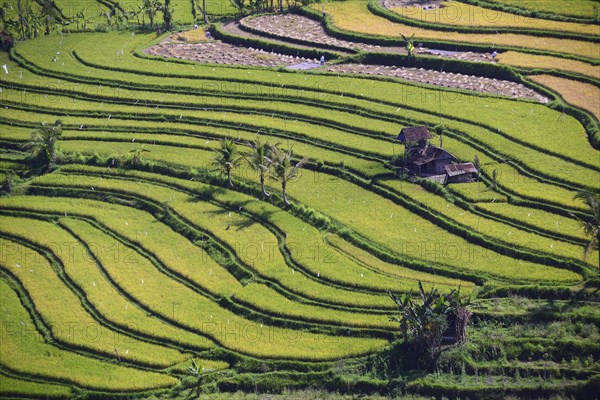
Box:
445;163;478;183
406;144;455;175
397;126;433;147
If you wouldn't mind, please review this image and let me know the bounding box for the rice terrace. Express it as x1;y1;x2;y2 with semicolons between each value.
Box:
0;0;599;398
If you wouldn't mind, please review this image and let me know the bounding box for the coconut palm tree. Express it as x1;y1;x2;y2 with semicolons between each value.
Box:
244;136;272;198
212;139;242;188
229;0;246;16
23;119;62;172
269;144;307;207
573;190;600;268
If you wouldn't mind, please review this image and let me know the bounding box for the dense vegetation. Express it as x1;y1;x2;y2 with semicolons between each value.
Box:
0;0;598;399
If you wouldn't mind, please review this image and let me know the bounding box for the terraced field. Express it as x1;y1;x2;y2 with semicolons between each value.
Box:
0;0;599;398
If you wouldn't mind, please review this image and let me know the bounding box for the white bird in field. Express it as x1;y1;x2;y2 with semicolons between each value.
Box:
15;264;21;268
93;281;96;287
2;64;8;74
132;138;135;142
317;272;320;278
125;349;129;355
141;278;144;284
125;221;128;226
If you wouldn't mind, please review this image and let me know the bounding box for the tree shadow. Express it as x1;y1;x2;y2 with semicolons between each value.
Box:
186;196;278;232
187;185;228;201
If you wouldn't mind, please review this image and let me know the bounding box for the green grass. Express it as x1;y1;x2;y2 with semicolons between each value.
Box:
0;196;390;359
381;180;595;266
0;85;395;159
233;283;396;329
52;0;110;19
391;1;600;34
0;374;72;398
63;214;394;330
58;164;479;290
446;181;507;203
1;21;599;397
0;231;188;368
0;278;178;391
315;0;600;59
475;202;588;241
5;38;598;190
57;164;479;291
54;144;584;283
488;0;600;19
27;171;396;308
48;218;216;352
325;234;475;292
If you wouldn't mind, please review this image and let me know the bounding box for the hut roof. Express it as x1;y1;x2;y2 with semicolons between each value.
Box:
408;145;454;166
397;126;432;143
445;163;478;177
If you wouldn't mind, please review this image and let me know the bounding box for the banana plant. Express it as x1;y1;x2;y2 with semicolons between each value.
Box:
401;33;416;57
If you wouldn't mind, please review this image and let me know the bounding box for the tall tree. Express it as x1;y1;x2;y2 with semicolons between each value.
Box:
212;139;242;188
229;0;245;16
162;0;173;29
143;0;161;28
245;136;272;198
573;190;600;268
23;120;62;172
269;144;307;207
41;0;58;35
